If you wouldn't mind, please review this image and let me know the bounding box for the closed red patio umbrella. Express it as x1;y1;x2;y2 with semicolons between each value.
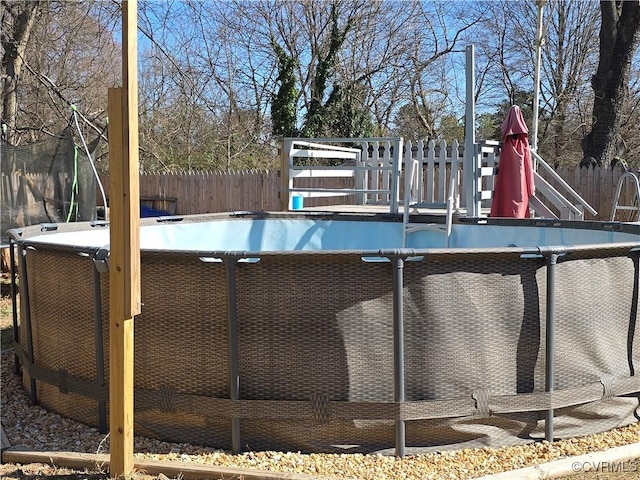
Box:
490;105;535;218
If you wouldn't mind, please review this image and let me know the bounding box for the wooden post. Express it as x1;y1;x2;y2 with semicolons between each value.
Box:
280;138;290;211
108;0;140;477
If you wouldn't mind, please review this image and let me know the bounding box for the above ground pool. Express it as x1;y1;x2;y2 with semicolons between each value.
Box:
8;211;640;455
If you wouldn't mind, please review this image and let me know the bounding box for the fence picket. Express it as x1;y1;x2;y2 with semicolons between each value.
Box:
426;140;436;204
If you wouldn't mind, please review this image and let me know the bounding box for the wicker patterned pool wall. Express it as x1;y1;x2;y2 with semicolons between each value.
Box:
9;214;640;456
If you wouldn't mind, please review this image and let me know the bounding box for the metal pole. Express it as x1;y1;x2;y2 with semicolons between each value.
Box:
532;0;547;155
18;245;37;404
392;256;405;457
224;259;242;453
9;240;20;375
92;253;108;433
465;45;478;217
545;252;557;441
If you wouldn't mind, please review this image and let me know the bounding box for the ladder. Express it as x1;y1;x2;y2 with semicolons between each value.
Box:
402;157;454;248
610;172;640;222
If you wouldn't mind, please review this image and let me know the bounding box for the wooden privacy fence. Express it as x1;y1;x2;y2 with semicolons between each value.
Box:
4;167;639;227
95;166;639;222
97;171;362;214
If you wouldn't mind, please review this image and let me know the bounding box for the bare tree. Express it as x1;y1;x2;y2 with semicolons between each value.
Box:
542;0;599;164
473;0;601;166
618;49;640;165
581;0;640;167
240;0;480;141
1;0;44;144
136;1;276;172
8;0;636;176
404;1;483;139
1;1;120;147
472;1;532;115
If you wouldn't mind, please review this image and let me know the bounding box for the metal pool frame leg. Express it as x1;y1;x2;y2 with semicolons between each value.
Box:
223;257;242;454
18;244;38;405
628;251;640;377
93;249;109;433
544;252;559;442
391;255;406;457
9;240;20;375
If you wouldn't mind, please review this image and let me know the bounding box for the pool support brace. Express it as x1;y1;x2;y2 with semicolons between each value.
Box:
223;257;242;454
18;243;38;405
545;252;558;442
93;248;110;433
9;240;20;376
392;256;406;457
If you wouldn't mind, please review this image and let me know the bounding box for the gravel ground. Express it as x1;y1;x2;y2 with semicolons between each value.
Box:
2;350;640;480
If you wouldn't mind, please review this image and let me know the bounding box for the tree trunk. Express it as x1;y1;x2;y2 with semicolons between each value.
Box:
1;2;43;145
581;0;640;167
